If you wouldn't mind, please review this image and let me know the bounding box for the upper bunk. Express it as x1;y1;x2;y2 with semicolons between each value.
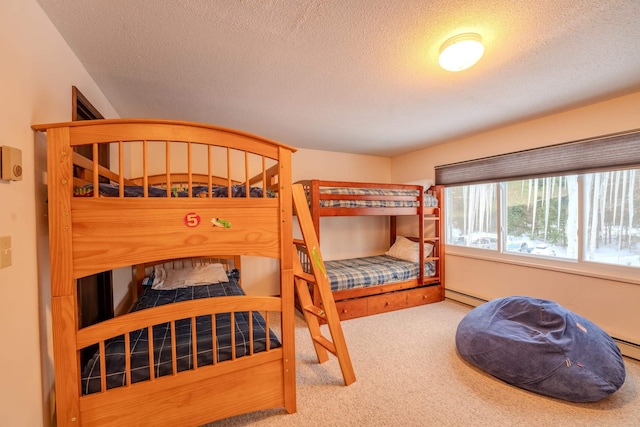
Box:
294;179;442;240
32;118;297;291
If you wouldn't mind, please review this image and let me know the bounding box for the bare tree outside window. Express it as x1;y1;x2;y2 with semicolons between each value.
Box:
445;169;640;268
585;169;639;267
504;177;577;259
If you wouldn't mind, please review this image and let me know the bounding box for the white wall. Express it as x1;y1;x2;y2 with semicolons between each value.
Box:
0;1;117;426
391;92;640;348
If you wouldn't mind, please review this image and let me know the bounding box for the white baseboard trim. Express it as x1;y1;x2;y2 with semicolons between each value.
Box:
445;289;639;362
616;340;640;361
445;289;485;307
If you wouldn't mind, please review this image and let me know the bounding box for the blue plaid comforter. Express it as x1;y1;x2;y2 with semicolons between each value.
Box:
80;276;281;395
325;255;436;292
318;187;438;208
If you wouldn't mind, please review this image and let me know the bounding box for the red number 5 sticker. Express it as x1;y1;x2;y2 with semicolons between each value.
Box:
184;212;201;227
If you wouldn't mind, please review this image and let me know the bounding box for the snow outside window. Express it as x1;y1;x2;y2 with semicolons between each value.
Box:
504;177;578;260
584;168;639;268
446;183;498;250
445;167;640;269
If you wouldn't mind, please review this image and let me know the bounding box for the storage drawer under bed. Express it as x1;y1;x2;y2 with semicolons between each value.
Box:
331;285;442;320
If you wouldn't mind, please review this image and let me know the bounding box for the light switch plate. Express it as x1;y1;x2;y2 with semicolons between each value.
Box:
1;146;23;181
0;236;11;269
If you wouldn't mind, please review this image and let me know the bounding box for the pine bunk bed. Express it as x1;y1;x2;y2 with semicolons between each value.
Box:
32;119;297;427
294;179;444;321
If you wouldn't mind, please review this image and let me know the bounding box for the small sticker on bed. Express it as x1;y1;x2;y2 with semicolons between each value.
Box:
211;218;231;228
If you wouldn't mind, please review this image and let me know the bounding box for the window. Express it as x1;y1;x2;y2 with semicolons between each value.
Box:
445;184;497;249
504;176;577;260
445;167;640;269
584;169;639;267
437;128;640;272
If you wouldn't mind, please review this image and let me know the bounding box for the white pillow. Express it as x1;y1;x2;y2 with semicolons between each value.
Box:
385;236;434;263
403;178;435;190
151;263;229;290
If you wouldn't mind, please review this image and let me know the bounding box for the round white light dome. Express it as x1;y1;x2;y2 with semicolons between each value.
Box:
439;33;484;72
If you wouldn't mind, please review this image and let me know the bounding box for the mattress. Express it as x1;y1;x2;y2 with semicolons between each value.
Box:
74;183;274;198
318;187;438;208
325;255;436;292
80;276;281;395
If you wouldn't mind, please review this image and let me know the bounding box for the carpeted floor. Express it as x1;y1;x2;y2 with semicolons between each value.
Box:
205;299;640;427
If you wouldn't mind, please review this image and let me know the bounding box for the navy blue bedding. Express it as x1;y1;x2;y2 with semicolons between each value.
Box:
74;183;274;198
80;275;281;395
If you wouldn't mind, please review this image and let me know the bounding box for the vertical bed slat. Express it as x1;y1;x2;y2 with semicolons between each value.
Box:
171;321;178;375
249;311;254;355
265;311;271;352
226;147;232;198
244;151;250;198
261;156;267;198
165;140;171;196
211;314;217;365
99;341;106;392
92;143;99;198
230;312;236;360
207;145;213;198
143;140;149;198
147;326;155;381
124;333;131;386
191;317;198;370
187;142;193;197
118;141;125;198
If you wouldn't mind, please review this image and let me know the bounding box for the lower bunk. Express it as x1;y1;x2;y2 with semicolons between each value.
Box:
75;259;291;426
294;244;444;322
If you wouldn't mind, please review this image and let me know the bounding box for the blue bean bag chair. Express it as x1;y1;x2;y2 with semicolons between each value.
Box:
455;296;625;402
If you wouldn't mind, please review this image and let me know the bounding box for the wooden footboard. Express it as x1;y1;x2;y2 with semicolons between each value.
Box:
76;296;284;426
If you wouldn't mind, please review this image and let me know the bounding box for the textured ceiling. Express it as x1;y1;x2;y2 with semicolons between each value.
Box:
36;0;640;157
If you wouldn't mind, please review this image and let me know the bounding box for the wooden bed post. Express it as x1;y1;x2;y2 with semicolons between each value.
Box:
435;185;445;300
278;147;297;413
46;126;81;426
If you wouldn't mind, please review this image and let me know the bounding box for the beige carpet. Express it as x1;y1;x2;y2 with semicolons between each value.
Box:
206;299;640;427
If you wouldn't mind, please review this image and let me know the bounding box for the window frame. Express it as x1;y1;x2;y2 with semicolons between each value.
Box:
444;174;640;286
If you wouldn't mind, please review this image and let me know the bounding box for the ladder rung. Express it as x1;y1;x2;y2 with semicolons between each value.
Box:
312;335;336;355
303;304;327;320
295;271;316;283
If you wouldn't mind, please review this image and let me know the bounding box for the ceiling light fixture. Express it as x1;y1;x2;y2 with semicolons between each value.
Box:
438;33;484;72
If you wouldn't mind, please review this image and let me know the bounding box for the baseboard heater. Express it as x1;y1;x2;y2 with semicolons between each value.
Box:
445;289;640;362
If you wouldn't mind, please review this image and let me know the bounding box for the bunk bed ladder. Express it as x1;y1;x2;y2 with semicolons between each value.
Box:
292;183;356;386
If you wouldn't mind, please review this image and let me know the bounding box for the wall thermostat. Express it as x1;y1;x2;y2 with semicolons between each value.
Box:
0;146;23;181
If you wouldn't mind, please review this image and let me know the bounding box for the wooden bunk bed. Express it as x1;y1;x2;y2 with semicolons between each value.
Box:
32;119;297;427
293;179;444;321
